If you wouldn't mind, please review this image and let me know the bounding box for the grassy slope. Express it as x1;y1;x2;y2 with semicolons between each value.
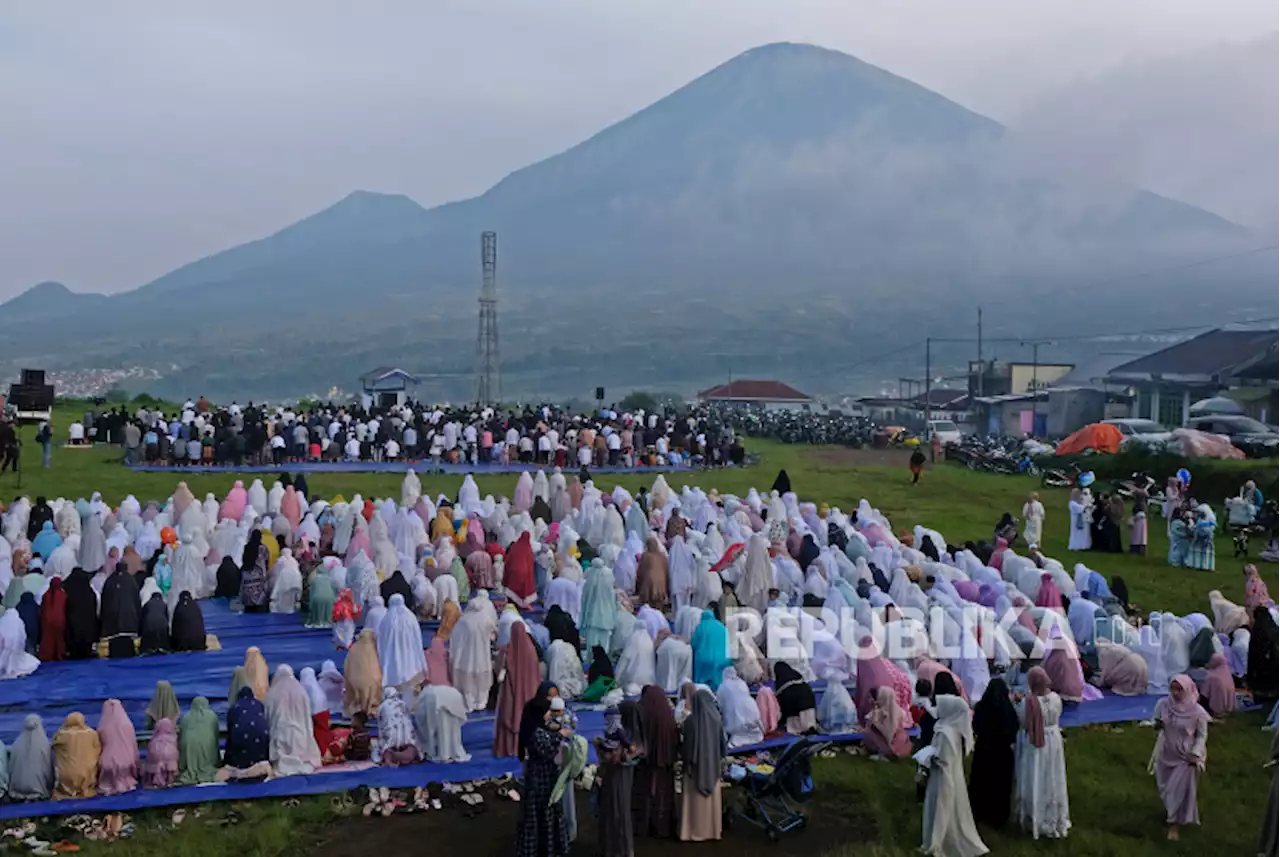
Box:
5;404;1276;856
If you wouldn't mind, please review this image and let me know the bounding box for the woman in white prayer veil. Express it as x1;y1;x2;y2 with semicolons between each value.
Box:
332;505;357;557
267;481;285;516
702;523;726;561
167;537;208;608
378;594;428;690
211;519;241;564
46;542;78;580
393;508;424;564
733;628;769;685
772;555;803;603
202;493;220;533
1133;613;1169;694
811;630;850;681
601;507;626;549
550;487;572;524
529;470;549;505
667;536;697;613
362;596;387;634
433;538;457;574
55;503;80;540
544;573;582;624
248;480;268;518
1159;612;1191;678
470;589;499;639
322;556;347;592
717;667;764;747
413;684;471;762
818;680;859;734
656;632;693;692
432;573;459;618
950;626;991;702
78;512;108;574
457;475;483;517
402;469;422;509
616;626;656;695
674;605;704;641
920;695;986;857
803;567;829;602
738;535;773;614
265;665;321;776
635;604;667;640
0;610;40;679
693;557;721;613
270;513;293;549
1009;560;1042;602
269;549;303;614
450;599;496;711
613;534;642;594
545;640;586;698
412;574;437;619
497;604;526;648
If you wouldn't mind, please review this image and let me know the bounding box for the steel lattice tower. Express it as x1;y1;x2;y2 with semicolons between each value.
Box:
475;231;500;404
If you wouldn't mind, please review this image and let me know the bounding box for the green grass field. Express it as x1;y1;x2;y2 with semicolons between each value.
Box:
3;405;1276;857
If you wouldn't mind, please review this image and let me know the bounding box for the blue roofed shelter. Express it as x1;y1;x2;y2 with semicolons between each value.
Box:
361;367;420;409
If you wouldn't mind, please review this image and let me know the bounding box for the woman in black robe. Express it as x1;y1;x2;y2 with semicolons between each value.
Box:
1109;576;1131;614
138;593;170;654
587;645;614;685
63;567;99;659
380;569;414;610
774;662;817;734
292;473;308;500
16;593;40;655
797;535;820;572
1248;606;1278;705
239;531;269;613
544;605;581;652
530;496;553;525
170;591;207;651
99;563;142;639
771;469;791;495
515;697;569;857
213;557;241;599
968;677;1019;829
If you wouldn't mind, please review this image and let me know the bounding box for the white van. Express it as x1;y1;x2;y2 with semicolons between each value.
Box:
928;420;962;445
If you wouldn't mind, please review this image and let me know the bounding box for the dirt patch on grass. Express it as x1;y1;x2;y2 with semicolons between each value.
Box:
312;784;876;857
803;447;917;469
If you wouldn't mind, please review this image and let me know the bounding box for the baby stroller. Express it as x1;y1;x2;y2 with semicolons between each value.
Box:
733;737;831;841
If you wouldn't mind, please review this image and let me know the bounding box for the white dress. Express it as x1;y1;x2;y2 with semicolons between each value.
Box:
1015;692;1071;839
1067;501;1092;551
656;636;693;692
413;685;471;762
1022;501;1045;548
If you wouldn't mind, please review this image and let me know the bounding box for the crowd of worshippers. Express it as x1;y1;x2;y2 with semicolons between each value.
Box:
1;469;1276;850
83;398;748;469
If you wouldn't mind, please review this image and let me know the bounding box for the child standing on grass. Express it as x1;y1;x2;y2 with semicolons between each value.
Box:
1151;675;1209;841
1129;492;1148;556
910;447;927;485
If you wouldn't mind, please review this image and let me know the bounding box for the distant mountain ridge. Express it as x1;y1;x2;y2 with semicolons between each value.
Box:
1;281;106;323
0;41;1269;400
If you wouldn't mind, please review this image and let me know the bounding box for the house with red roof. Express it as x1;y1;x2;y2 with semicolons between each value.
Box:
697;379;814;412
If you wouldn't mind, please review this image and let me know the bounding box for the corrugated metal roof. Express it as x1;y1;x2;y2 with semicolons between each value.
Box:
1106;329;1277;381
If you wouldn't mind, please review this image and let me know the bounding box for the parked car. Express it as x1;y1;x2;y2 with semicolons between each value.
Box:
1101;418;1173;449
1184;414;1280;458
927;419;963;445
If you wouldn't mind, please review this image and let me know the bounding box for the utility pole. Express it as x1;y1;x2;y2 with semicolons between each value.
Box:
977;307;984;396
924;338;932;429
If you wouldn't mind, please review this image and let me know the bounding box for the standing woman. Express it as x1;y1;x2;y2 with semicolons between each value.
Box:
515;697;570;857
1014;667;1070;839
968;678;1019;830
635;685;679;838
1248;606;1279;706
595;710;636;857
1151;675;1210;841
1067;489;1092;552
920;695;988;857
679;686;725;842
1021;493;1045;549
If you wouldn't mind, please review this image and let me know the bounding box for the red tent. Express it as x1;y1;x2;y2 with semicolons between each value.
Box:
1055;423;1124;456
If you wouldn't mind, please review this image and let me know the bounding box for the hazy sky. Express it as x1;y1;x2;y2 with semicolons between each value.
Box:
1;1;1272;300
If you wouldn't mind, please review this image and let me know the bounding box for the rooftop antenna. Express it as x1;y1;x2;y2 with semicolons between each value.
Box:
475;231;500;404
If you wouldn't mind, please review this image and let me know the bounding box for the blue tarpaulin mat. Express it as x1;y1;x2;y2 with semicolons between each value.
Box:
0;599;1181;820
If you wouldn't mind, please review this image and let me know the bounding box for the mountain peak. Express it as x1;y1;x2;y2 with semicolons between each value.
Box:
1;280;104;320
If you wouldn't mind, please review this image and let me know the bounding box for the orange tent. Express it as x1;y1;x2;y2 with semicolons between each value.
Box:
1054;423;1124;456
